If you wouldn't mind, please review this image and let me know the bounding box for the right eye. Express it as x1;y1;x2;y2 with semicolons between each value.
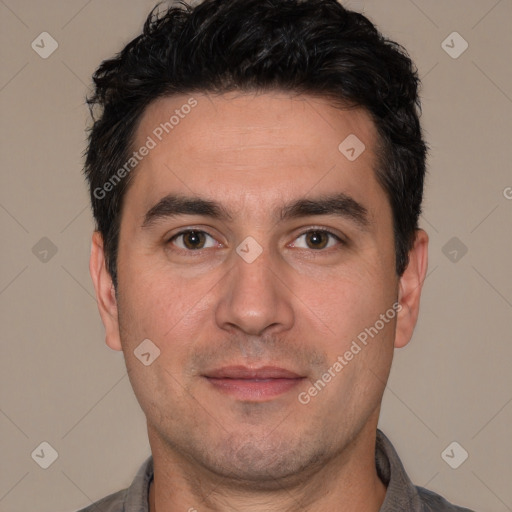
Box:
168;230;220;251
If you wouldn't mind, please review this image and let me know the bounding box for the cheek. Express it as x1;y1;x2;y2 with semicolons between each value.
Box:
116;257;220;361
302;261;396;333
115;274;203;420
297;265;399;392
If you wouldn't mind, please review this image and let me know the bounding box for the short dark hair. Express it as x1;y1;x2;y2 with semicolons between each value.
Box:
84;0;427;288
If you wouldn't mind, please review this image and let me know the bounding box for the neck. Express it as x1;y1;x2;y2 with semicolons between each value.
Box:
148;422;387;512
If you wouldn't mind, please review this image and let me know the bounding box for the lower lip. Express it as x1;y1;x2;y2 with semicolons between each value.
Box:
205;377;304;400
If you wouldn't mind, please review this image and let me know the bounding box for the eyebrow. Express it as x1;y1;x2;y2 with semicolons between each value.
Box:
141;192;370;230
142;195;233;228
279;193;370;229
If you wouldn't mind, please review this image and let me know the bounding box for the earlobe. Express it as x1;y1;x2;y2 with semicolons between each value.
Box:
89;231;123;351
394;229;429;349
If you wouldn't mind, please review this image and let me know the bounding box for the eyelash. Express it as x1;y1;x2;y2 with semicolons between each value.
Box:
167;228;345;252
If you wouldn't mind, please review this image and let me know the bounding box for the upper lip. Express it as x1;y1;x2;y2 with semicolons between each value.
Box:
204;366;303;379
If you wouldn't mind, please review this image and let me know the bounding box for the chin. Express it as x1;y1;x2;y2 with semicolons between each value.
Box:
197;434;329;490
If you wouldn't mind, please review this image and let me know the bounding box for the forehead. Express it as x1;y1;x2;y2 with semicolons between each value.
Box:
126;91;385;220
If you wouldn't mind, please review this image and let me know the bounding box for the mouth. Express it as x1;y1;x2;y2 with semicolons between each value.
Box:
203;366;306;401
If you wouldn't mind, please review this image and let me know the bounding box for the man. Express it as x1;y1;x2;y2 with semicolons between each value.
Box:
81;0;475;510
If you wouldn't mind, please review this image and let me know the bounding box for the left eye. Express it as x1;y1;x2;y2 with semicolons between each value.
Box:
291;230;342;250
169;230;218;250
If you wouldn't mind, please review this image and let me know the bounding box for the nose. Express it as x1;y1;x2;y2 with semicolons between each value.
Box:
214;245;295;337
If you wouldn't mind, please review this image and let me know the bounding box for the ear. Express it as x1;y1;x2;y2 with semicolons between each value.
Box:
89;231;122;351
394;229;429;349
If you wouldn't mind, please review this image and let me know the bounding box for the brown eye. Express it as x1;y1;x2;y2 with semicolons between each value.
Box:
183;231;206;249
305;231;329;249
292;230;342;250
170;230;216;250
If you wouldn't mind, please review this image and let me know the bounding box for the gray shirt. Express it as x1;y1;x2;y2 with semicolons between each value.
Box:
76;429;475;511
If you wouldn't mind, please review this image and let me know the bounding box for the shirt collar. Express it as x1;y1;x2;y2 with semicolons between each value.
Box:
375;428;424;511
122;454;153;512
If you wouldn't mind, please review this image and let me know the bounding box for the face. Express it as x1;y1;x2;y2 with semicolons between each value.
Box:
91;91;427;487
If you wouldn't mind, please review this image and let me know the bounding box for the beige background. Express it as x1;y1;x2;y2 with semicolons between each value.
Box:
1;0;511;511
